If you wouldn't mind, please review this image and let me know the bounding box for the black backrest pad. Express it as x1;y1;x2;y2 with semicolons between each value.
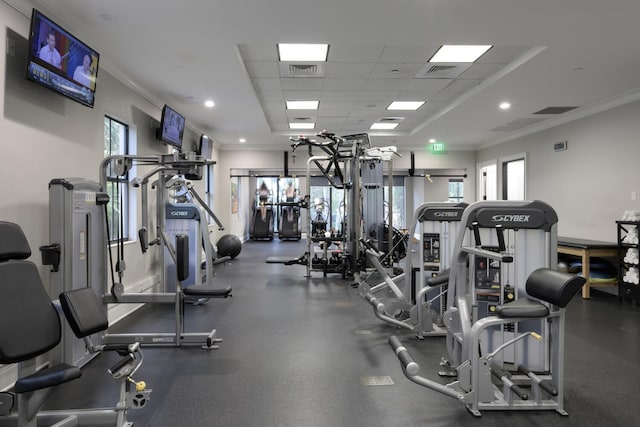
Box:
0;261;61;363
526;268;586;308
59;288;109;339
0;221;31;262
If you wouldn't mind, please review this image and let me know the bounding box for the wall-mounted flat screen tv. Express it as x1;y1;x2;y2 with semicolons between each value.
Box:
158;104;186;151
26;9;100;107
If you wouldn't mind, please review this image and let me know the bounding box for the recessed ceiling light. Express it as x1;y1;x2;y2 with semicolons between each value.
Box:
429;138;436;143
286;100;319;110
370;122;399;130
499;101;511;110
387;101;425;111
289;122;315;130
204;100;215;108
239;138;246;143
278;43;329;62
429;45;492;63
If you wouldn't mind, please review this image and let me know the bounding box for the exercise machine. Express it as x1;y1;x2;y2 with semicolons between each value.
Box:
250;188;274;240
358;202;467;338
389;200;586;416
98;153;232;349
0;221;151;427
278;186;302;240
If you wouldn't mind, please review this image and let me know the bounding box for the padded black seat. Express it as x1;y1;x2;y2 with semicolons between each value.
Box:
183;285;232;298
496;268;586;319
14;364;81;393
496;298;549;318
0;221;82;393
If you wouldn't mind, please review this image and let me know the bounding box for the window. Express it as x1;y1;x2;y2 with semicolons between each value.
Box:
104;116;130;241
383;176;406;229
448;178;464;202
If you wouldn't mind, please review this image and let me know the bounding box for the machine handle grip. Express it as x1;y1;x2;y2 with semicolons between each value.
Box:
389;336;420;376
472;221;481;246
496;224;506;252
108;353;134;376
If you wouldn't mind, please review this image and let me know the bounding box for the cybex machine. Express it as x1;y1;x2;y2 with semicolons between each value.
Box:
358;202;468;338
44;153;232;359
389;200;586;416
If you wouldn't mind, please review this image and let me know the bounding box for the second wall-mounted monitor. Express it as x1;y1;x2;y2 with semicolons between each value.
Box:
157;104;185;151
198;134;213;159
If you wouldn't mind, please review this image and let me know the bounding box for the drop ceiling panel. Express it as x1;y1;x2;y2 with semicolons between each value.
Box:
327;45;385;62
318;100;357;110
281;78;325;91
396;90;440;100
321;91;363;101
325;62;378;77
317;111;350;119
364;79;411;91
282;90;323;100
402;79;454;92
348;109;385;119
323;78;367;91
378;45;439;63
317;117;348;127
370;63;425;79
357;90;400;102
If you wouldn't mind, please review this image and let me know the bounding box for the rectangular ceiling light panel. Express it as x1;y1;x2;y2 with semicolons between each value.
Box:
370;122;398;130
387;101;425;110
289;122;316;129
429;45;492;63
278;43;329;61
286;100;319;110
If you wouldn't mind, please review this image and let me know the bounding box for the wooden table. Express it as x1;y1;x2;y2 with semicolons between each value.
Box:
557;237;618;299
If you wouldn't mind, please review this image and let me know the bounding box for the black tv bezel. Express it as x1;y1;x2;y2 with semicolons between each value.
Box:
158;104;185;151
26;8;100;108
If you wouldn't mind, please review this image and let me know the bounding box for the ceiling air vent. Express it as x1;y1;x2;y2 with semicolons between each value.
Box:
380;117;403;122
533;106;578;115
414;62;472;79
289;64;319;76
426;65;457;74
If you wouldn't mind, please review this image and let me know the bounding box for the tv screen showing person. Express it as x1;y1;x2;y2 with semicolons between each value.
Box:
73;54;95;88
27;9;100;107
38;31;62;68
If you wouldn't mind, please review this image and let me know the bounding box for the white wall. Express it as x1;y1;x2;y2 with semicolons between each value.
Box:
477;100;640;241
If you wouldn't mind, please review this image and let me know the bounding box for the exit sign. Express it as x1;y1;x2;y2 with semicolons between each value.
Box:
431;142;446;153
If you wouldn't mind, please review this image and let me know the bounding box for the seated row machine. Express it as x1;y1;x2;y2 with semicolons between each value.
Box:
0;221;150;426
358;202;467;338
389;201;586;416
